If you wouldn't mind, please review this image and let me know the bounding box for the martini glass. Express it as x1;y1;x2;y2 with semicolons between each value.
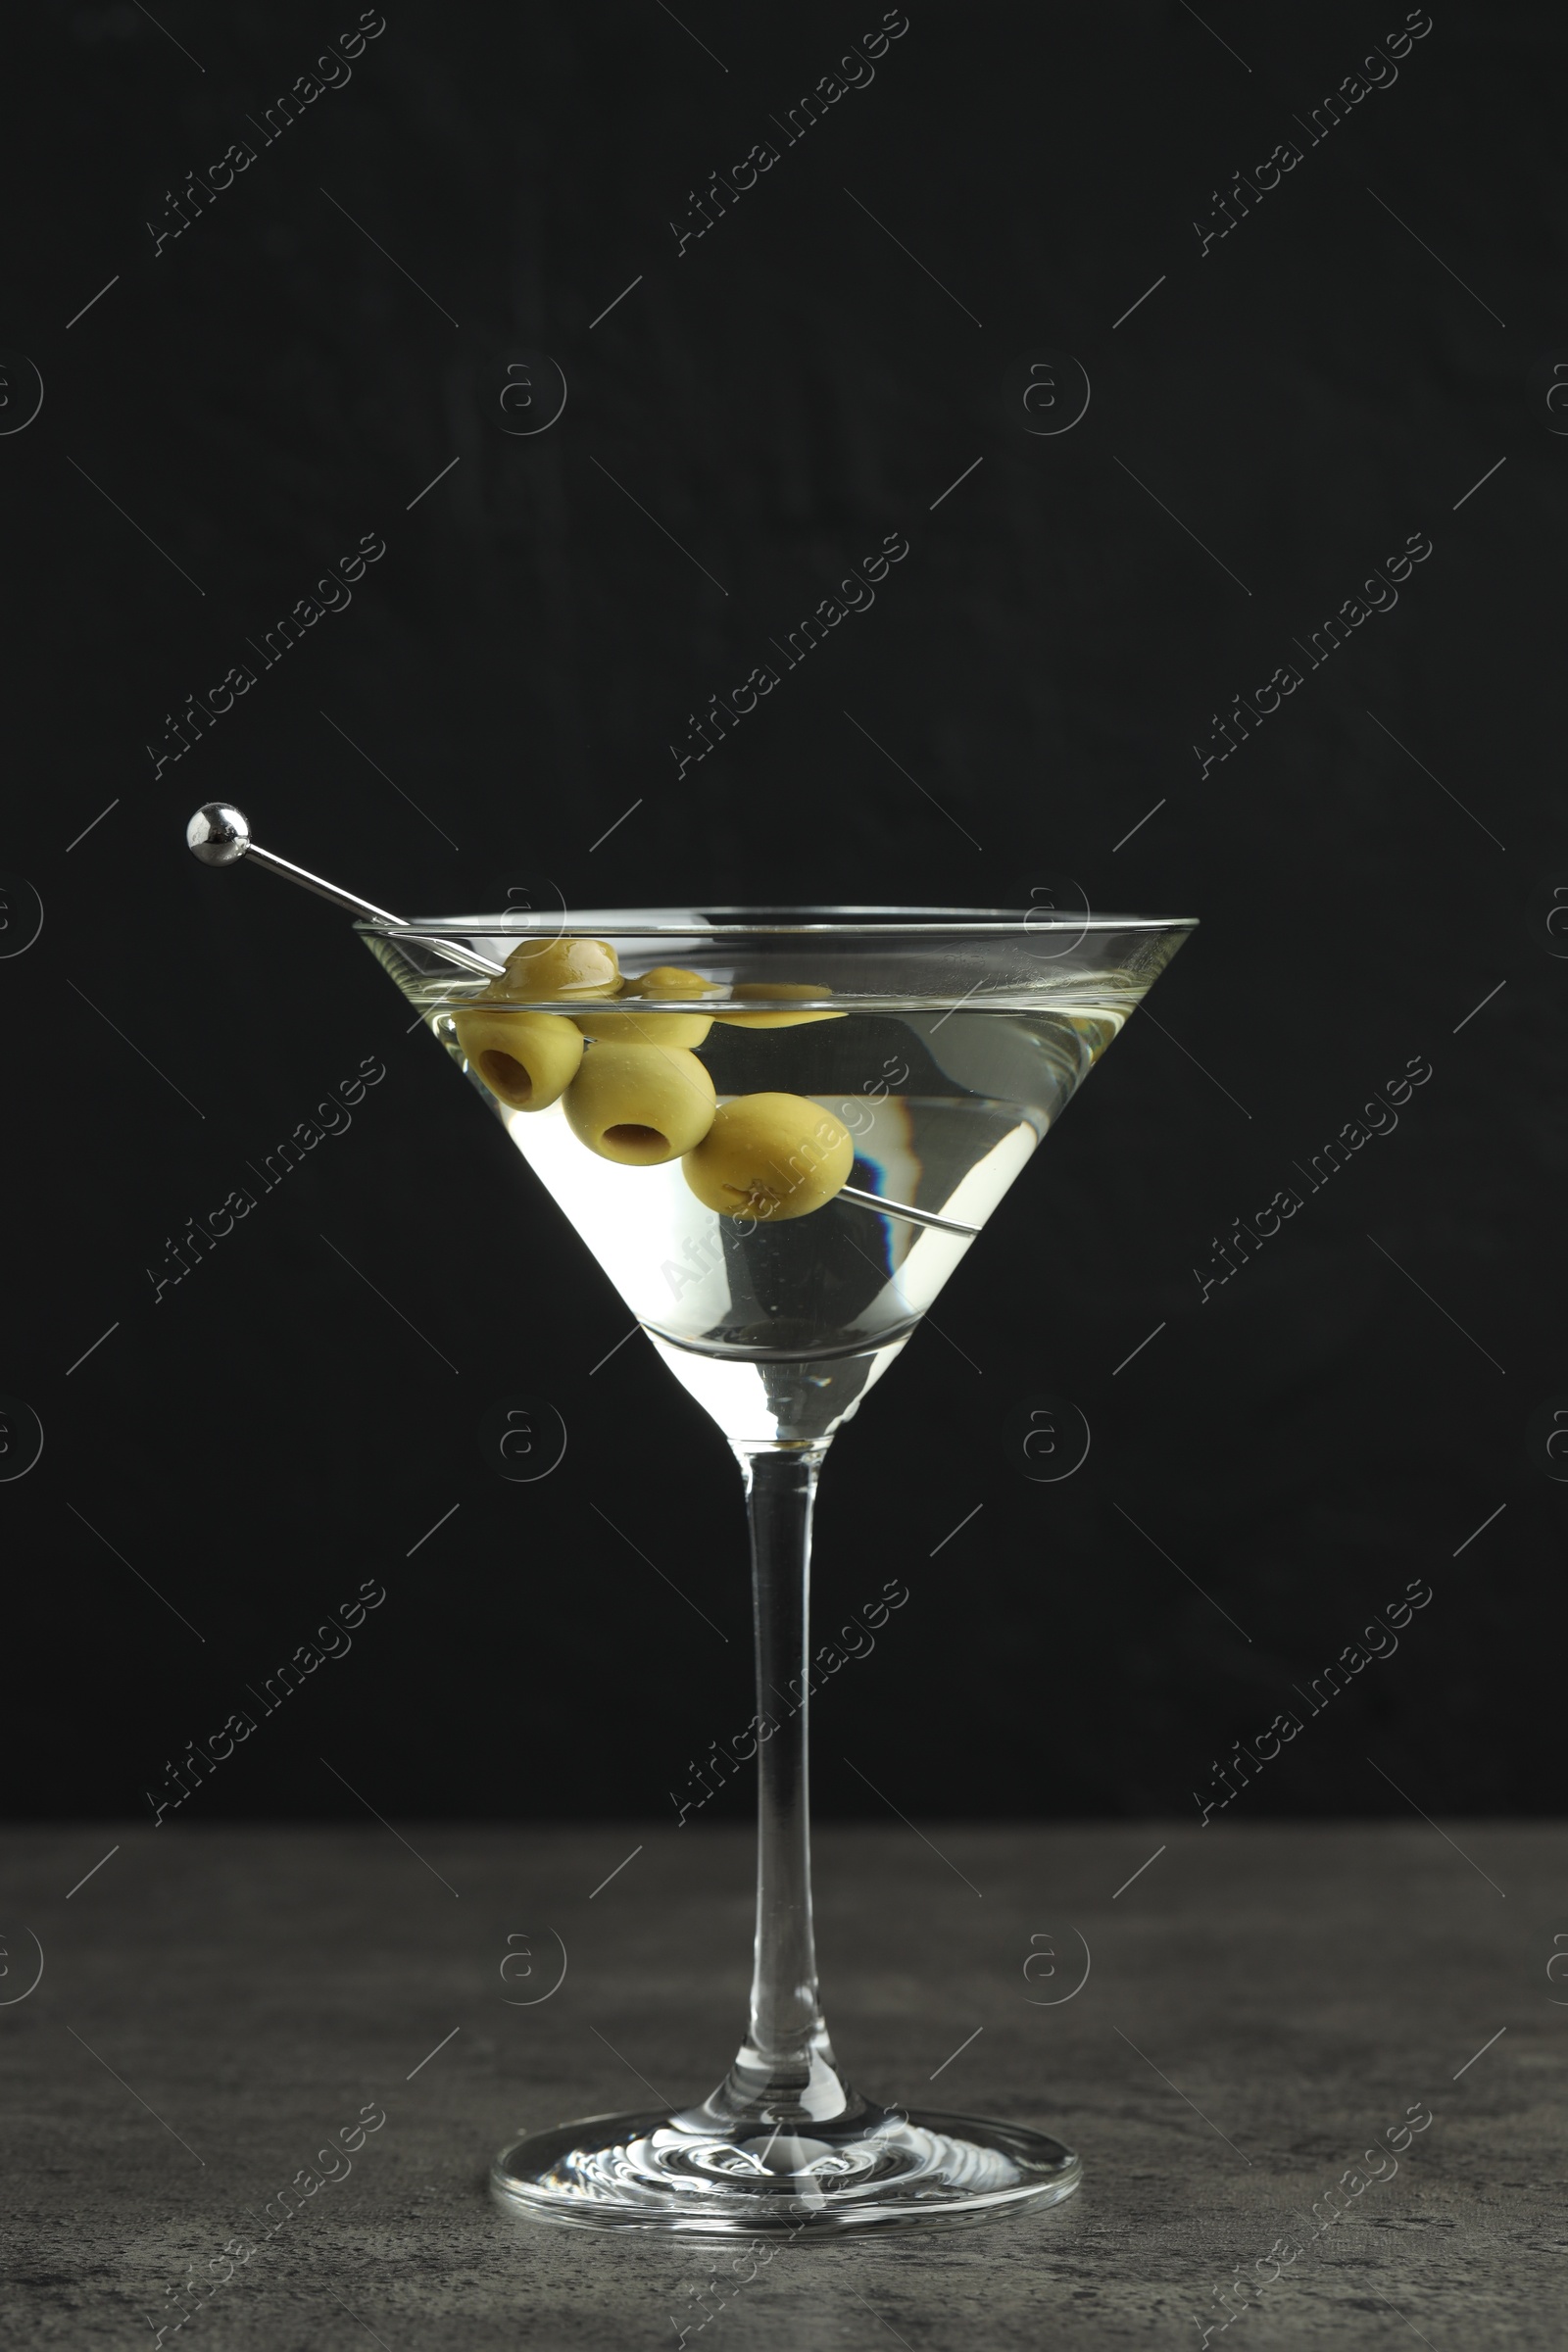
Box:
352;901;1196;2235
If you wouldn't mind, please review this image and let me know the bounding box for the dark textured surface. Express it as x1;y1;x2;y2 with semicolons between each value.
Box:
3;1821;1559;2344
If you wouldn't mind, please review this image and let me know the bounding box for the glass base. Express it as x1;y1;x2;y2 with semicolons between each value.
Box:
489;2102;1082;2236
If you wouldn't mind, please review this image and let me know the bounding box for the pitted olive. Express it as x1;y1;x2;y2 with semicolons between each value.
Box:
564;1042;717;1165
712;982;843;1030
682;1093;854;1219
486;936;620;1004
452;1009;584;1110
573;964;714;1049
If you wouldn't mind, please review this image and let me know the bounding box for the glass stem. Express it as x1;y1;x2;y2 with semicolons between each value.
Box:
705;1443;866;2131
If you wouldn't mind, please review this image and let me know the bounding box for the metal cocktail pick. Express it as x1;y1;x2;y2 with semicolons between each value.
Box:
184;803;505;977
184;803;978;1237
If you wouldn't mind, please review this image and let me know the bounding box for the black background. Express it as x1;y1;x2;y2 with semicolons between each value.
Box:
5;0;1562;1827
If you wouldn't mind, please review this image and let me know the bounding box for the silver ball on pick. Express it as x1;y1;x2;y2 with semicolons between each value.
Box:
180;800;505;977
185;803;252;865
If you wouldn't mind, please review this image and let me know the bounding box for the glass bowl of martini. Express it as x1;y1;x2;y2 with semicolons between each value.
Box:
358;900;1197;2236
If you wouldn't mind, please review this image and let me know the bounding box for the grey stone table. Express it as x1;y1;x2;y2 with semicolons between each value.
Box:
2;1823;1560;2348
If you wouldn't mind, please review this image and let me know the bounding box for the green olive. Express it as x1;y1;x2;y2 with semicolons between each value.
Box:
572;966;714;1050
713;981;844;1030
564;1042;716;1165
452;1008;584;1111
485;935;621;1004
634;965;712;999
682;1093;854;1220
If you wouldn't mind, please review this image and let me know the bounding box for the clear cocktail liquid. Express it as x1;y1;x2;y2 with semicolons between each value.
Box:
422;1002;1121;1360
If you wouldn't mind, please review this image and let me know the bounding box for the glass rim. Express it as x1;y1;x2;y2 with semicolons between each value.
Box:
356;906;1200;938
